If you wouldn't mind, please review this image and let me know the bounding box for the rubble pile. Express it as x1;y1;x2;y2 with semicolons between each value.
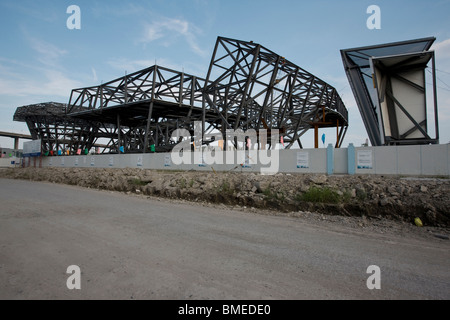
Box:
1;167;448;227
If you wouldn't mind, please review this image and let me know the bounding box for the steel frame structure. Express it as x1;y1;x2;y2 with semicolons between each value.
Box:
203;37;348;149
14;37;348;154
13;102;102;154
67;65;209;153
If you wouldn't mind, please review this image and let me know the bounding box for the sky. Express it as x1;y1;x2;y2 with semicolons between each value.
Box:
1;0;450;149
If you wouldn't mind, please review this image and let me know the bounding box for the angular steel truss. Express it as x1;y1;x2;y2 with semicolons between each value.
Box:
13;102;103;154
203;37;348;149
14;36;348;154
67;65;209;153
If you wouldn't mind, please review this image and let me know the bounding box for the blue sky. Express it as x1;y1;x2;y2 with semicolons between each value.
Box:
1;0;450;149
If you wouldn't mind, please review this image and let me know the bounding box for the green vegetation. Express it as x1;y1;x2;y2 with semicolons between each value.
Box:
178;178;194;189
129;178;147;186
179;178;187;189
298;186;350;204
263;187;285;202
218;180;233;195
356;189;368;201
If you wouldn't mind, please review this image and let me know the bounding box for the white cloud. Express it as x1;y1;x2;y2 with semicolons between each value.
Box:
107;57;205;77
145;19;188;42
0;66;82;98
28;37;68;68
141;17;207;57
0;36;82;99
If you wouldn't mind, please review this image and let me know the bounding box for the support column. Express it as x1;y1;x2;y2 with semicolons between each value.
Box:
202;95;206;147
144;101;154;153
335;119;340;148
326;143;334;175
432;53;439;142
117;114;121;153
314;124;319;149
347;143;355;175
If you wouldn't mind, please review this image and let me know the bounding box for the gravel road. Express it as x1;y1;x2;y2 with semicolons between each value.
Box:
1;178;449;299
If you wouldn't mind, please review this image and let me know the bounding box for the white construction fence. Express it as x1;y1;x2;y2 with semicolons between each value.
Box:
24;143;450;177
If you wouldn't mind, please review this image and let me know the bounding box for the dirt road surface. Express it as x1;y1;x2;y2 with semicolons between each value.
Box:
1;178;449;299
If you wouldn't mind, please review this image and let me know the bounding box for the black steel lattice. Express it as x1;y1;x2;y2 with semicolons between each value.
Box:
14;37;348;154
